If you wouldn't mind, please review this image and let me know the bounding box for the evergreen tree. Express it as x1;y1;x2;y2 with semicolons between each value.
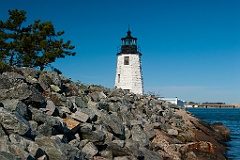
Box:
0;9;76;70
0;9;26;66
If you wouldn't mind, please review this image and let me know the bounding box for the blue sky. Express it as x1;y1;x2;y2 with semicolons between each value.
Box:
1;0;240;104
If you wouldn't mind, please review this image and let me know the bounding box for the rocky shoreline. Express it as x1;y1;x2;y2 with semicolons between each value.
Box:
0;67;230;160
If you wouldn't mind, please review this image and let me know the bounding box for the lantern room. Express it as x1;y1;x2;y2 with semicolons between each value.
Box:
121;30;137;46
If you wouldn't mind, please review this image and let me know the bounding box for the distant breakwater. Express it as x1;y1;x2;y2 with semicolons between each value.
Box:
197;104;240;108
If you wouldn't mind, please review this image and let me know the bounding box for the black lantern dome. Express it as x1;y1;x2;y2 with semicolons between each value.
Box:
119;29;141;55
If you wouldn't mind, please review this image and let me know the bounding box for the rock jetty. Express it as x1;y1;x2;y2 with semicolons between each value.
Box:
0;67;230;160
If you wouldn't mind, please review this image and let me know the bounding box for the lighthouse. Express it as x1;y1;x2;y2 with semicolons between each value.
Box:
114;29;143;94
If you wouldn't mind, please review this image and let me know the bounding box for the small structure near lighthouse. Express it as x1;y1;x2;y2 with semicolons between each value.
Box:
115;29;143;94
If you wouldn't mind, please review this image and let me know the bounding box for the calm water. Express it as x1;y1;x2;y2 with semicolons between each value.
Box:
186;108;240;160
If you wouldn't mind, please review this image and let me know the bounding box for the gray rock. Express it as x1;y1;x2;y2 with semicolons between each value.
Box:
51;92;67;102
9;133;33;149
87;101;103;118
112;139;125;147
0;151;22;160
71;111;89;122
20;67;40;78
130;120;143;126
119;112;131;127
75;97;87;108
28;142;45;159
143;124;156;140
14;83;31;100
0;135;9;143
108;102;120;112
82;142;98;157
123;95;135;104
1;99;28;117
106;143;132;157
167;129;179;136
37;123;58;136
109;88;125;97
26;86;45;104
1;71;25;80
0;142;33;160
119;105;130;112
0;108;30;135
100;150;113;159
45;100;57;116
29;107;47;123
35;135;84;160
139;147;163;160
0;125;6;137
79;139;89;148
0;76;11;90
51;134;64;142
60;142;84;160
68;138;81;148
77;107;97;122
38;72;51;91
89;92;101;101
97;102;110;111
80;123;105;143
0;81;32;101
108;97;121;102
99;91;107;99
39;71;61;87
152;122;168;131
131;125;150;147
150;114;162;123
101;113;125;137
0;68;229;160
35;136;66;160
114;156;138;160
25;77;38;85
80;123;93;132
169;116;183;127
124;127;131;140
125;139;143;159
30;107;67;134
45;116;67;134
65;98;74;110
58;106;71;114
38;75;50;91
104;132;114;143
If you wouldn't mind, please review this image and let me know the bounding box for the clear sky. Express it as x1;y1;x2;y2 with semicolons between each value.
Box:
1;0;240;104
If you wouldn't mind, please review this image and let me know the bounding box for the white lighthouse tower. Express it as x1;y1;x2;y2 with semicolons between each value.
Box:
115;29;143;94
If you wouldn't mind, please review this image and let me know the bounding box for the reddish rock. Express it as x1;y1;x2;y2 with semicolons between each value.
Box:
211;122;230;141
62;118;80;133
180;141;214;154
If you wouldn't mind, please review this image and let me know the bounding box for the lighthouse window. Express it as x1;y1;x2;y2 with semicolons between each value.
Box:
118;74;120;83
124;56;129;65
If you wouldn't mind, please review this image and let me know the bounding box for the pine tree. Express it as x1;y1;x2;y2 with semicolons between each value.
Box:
0;9;76;70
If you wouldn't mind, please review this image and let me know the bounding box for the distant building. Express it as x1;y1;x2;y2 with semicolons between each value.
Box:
114;29;143;94
160;97;185;107
185;102;199;108
185;103;199;108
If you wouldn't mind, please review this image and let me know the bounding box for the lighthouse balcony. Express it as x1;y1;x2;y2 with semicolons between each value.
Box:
118;46;142;55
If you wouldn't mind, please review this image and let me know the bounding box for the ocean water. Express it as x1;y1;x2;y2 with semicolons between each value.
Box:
186;108;240;160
